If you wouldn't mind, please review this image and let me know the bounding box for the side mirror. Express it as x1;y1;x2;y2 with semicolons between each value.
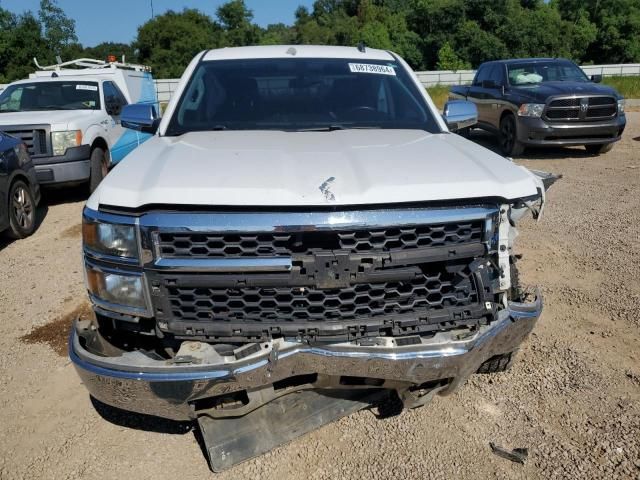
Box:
106;102;122;116
121;104;160;134
443;100;478;131
591;74;603;83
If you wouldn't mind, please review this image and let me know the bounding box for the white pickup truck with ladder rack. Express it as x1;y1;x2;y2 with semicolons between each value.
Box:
0;57;158;191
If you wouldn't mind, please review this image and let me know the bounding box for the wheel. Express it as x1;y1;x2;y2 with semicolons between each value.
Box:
6;180;36;239
88;147;108;193
477;352;516;374
499;115;525;157
585;143;614;155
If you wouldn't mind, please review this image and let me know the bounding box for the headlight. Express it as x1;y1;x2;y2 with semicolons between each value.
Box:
618;99;625;114
517;104;545;117
86;264;147;311
51;130;82;156
83;219;139;259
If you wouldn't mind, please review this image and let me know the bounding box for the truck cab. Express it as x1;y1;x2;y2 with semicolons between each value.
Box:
0;58;158;192
450;58;626;156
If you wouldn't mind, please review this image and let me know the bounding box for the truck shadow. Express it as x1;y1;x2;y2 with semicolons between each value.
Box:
41;184;89;206
467;129;594;160
0;203;49;251
90;396;194;435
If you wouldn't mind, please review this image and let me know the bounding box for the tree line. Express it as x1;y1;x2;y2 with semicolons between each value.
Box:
1;0;639;82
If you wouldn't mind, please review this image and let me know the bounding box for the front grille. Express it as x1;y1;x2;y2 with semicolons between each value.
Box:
146;207;499;341
545;96;617;122
0;128;49;156
157;221;485;258
166;267;478;323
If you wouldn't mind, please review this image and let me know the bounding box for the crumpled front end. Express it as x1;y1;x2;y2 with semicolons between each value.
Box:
71;295;541;421
71;196;547;421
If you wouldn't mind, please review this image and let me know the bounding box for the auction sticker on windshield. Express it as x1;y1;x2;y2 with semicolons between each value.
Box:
348;63;396;76
76;84;98;91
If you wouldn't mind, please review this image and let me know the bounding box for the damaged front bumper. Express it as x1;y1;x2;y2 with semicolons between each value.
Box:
70;295;542;421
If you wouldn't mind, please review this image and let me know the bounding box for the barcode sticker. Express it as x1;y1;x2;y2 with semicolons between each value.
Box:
348;63;396;76
76;84;98;91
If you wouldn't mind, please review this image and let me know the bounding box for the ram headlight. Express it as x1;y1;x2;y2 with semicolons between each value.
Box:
517;104;545;118
83;219;139;259
51;130;82;156
617;99;625;114
85;264;147;311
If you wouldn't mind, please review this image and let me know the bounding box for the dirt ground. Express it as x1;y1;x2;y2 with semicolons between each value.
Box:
1;114;639;480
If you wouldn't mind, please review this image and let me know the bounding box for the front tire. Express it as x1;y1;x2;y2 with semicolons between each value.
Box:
7;180;36;239
88;147;108;193
585;143;614;155
499;114;525;157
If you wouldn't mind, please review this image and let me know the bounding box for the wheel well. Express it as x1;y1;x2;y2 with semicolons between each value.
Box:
500;110;515;124
91;137;109;161
7;173;30;204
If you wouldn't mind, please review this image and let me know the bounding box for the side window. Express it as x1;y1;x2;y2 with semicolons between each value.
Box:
473;65;493;86
489;65;505;86
103;82;128;108
0;88;23;111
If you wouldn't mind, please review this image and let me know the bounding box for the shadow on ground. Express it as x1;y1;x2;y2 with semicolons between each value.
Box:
467;129;596;160
90;396;194;435
0;184;87;251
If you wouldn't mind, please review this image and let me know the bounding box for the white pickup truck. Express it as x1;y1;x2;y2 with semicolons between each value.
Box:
0;58;158;191
71;45;553;470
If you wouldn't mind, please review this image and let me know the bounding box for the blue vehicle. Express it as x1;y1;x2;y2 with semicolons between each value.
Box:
0;131;40;238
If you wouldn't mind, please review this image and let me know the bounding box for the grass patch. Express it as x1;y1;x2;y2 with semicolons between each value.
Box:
601;76;640;99
426;85;451;110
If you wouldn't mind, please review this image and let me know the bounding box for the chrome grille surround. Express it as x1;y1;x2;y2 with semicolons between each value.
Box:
544;95;617;122
0;124;52;156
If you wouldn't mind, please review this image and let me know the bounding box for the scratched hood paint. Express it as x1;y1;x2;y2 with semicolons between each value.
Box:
88;129;541;210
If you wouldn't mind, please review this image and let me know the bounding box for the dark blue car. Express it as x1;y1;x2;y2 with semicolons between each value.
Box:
0;131;41;238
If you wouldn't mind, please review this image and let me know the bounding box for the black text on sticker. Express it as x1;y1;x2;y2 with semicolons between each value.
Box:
348;63;396;76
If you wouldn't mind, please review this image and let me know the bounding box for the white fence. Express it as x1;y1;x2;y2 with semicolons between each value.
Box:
2;63;639;99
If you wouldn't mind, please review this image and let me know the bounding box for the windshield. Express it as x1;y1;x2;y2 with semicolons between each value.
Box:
166;58;438;135
0;81;101;112
507;61;590;85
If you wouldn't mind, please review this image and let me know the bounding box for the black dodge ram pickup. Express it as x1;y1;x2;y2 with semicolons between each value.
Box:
450;58;626;156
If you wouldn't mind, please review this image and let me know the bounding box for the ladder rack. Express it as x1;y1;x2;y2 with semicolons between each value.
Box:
33;56;151;72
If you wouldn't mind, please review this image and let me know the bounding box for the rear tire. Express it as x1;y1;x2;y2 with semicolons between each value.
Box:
477;352;516;374
585;143;614;155
499;115;525;157
88;147;108;193
6;180;36;239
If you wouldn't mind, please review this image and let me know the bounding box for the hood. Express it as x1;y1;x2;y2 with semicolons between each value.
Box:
0;110;97;130
88;129;541;210
512;81;620;102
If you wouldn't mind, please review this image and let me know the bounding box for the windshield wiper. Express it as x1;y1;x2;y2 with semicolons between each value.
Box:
293;125;384;132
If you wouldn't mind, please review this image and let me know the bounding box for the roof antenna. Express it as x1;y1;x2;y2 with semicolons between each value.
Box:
357;41;366;53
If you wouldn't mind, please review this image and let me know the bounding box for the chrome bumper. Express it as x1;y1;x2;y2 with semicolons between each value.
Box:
70;296;542;421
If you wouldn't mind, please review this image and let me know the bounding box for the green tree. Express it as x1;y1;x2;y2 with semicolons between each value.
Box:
216;0;262;47
0;9;48;83
38;0;77;56
135;9;222;77
83;42;139;63
436;41;471;70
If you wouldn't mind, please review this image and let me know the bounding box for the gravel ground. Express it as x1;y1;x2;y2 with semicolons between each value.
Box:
1;114;639;480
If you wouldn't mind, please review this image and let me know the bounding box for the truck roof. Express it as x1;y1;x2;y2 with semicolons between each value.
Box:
202;45;396;62
486;58;572;65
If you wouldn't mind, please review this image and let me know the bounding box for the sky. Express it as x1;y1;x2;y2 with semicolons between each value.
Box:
0;0;315;47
